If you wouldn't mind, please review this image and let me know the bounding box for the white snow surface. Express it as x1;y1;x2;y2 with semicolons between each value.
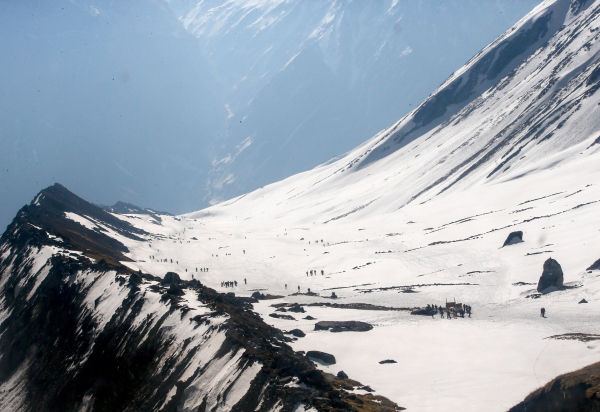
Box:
96;1;600;409
3;0;599;409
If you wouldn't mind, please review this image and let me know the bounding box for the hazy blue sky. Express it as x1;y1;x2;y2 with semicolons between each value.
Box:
0;0;540;232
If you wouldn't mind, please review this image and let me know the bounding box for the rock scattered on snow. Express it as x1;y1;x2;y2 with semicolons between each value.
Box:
304;315;316;320
537;258;564;292
503;231;524;246
269;313;296;320
314;321;373;332
379;359;397;364
579;299;588;304
337;371;348;379
411;307;436;316
306;351;336;365
251;291;284;300
587;258;600;271
285;329;306;337
287;304;306;313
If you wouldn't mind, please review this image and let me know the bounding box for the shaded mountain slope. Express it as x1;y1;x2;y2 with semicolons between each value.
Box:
509;360;600;411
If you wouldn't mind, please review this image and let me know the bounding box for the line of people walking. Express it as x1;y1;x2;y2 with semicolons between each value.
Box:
428;303;472;319
306;269;325;276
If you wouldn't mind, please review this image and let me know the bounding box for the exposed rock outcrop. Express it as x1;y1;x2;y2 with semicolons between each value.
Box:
508;360;600;412
314;321;373;332
306;351;336;365
587;258;600;271
161;271;181;286
503;231;524;246
285;329;306;338
537;258;564;292
411;307;436;316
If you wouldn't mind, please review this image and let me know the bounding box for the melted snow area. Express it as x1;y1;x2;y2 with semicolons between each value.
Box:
87;1;600;409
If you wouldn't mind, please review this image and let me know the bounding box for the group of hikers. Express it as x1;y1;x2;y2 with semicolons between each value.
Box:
306;269;325;276
221;278;247;288
427;303;472;319
148;256;209;273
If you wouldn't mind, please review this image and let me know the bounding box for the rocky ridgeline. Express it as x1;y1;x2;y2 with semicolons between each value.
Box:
0;185;402;412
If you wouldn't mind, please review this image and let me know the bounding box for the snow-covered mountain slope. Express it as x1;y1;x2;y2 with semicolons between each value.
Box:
2;0;600;411
165;0;541;205
0;184;400;412
103;0;600;409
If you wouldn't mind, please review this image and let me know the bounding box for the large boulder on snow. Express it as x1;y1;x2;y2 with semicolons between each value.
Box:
161;272;181;286
503;231;523;247
306;351;336;365
537;258;564;292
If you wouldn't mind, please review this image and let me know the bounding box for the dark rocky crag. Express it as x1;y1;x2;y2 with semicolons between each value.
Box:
0;185;403;412
537;258;564;292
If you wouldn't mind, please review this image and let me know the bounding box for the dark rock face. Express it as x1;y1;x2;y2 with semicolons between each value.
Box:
161;272;181;286
250;291;283;300
167;283;185;296
287;304;306;313
1;184;147;267
286;329;306;338
269;313;296;321
587;258;600;271
411;307;436;316
537;258;564;292
251;291;265;300
337;371;348;379
314;321;373;332
102;201;171;218
508;360;600;412
503;231;524;246
306;351;336;365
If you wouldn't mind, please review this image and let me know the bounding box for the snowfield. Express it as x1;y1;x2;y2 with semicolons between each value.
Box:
70;1;600;409
110;142;600;410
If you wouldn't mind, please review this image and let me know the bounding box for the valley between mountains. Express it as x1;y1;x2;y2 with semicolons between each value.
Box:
3;0;600;410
